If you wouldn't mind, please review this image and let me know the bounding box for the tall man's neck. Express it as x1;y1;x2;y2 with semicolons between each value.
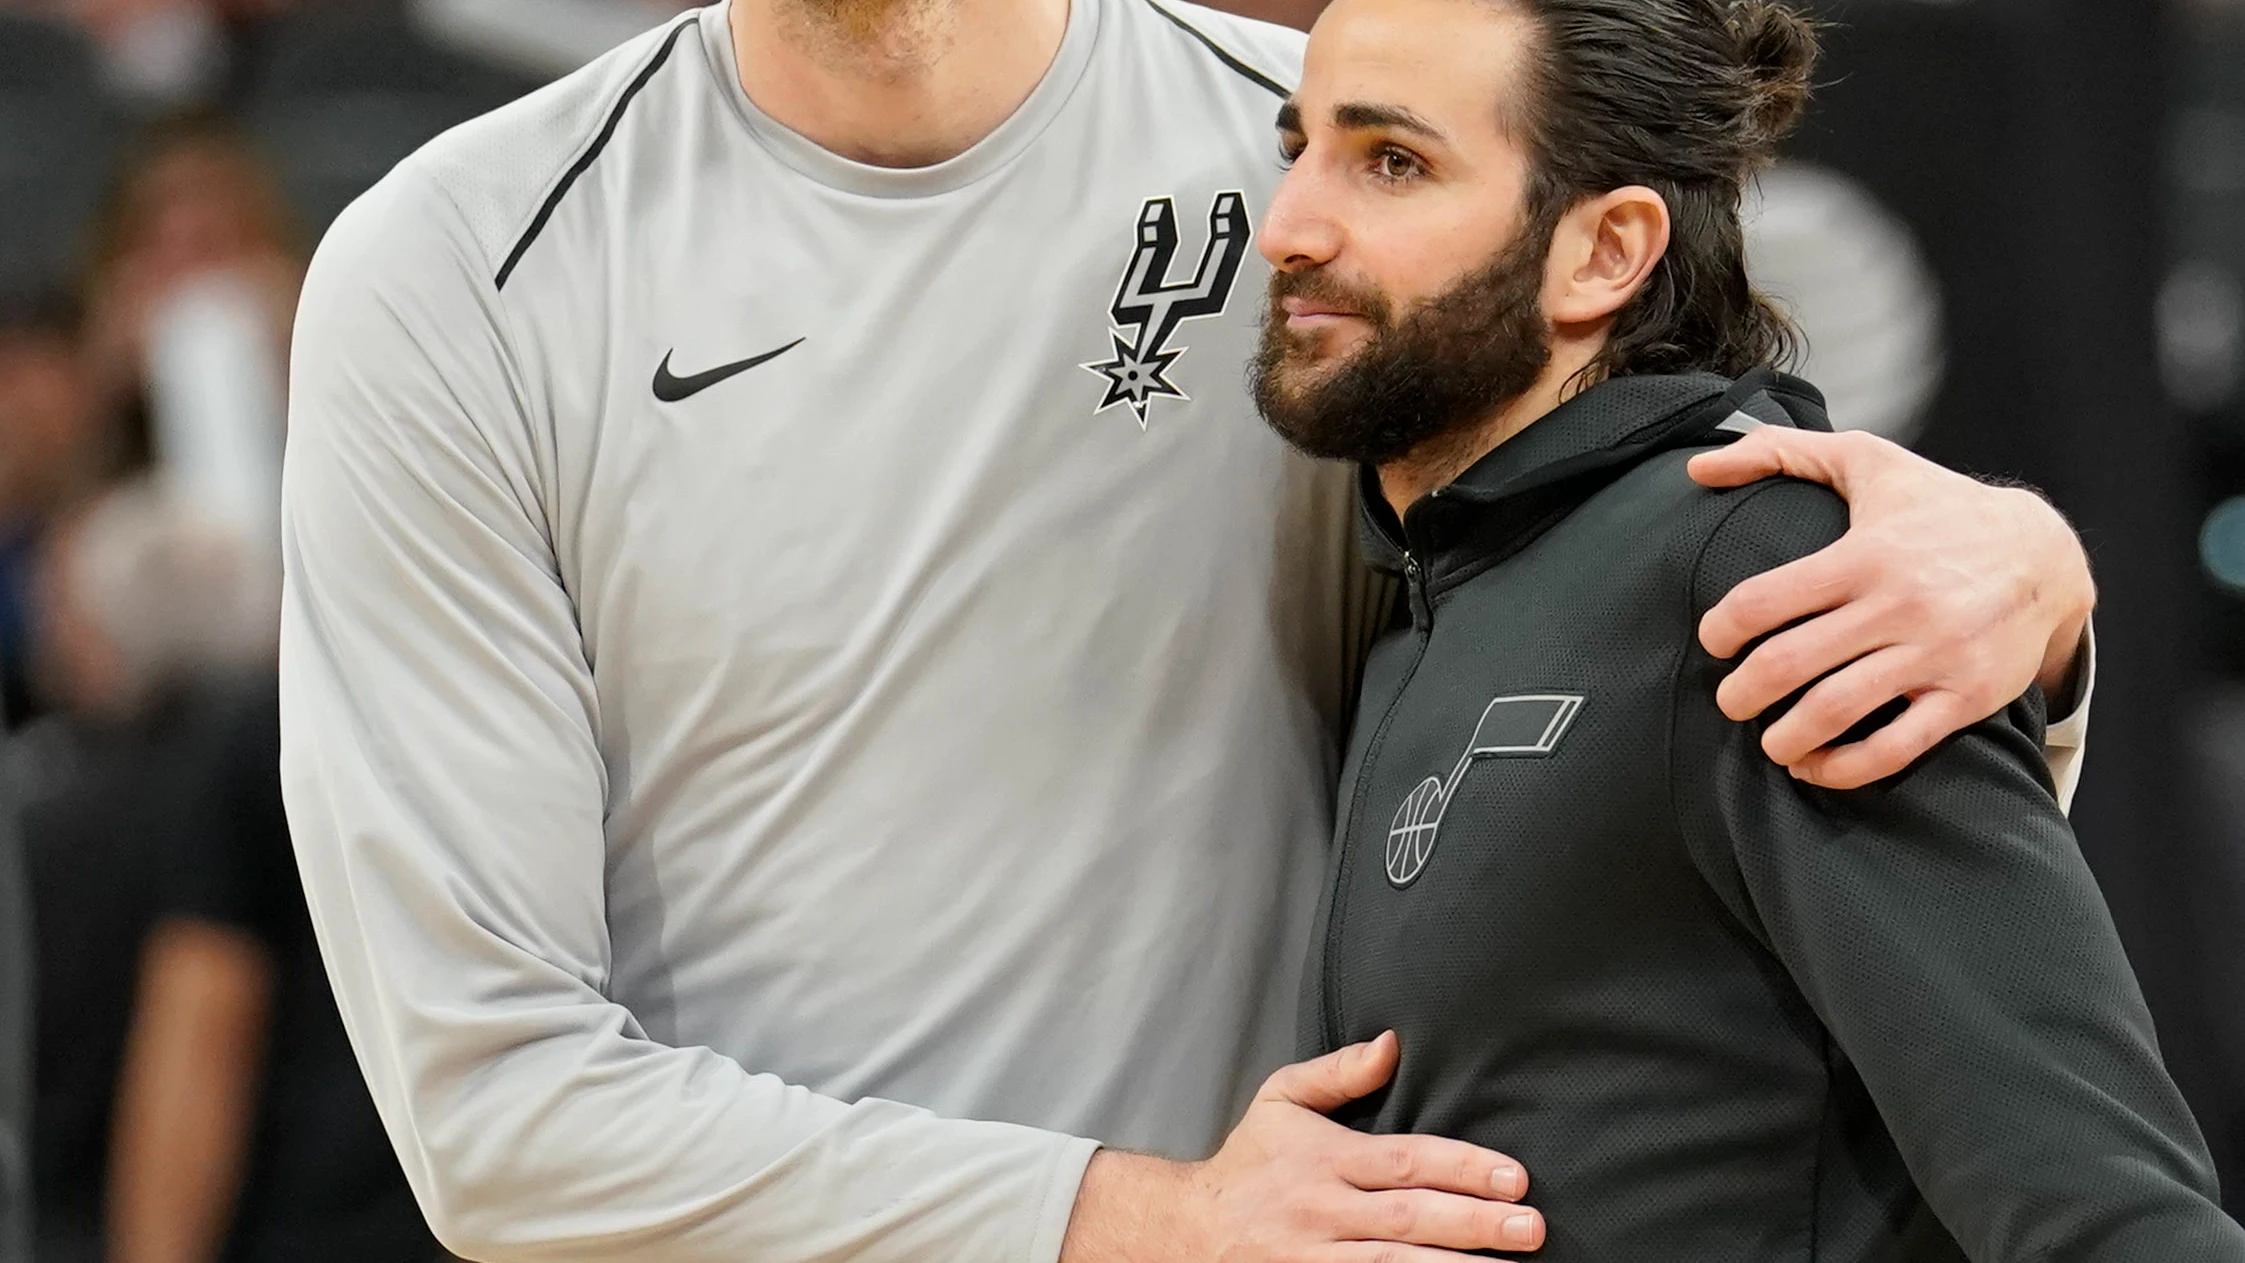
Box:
731;0;1070;168
1375;334;1604;521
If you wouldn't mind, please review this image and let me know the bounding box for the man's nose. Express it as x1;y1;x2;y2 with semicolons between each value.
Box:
1258;164;1342;272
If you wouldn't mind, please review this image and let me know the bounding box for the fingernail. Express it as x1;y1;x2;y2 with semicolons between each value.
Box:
1503;1212;1540;1247
1492;1162;1523;1198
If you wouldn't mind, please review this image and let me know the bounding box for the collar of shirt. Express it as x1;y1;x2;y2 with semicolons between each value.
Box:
1354;368;1831;594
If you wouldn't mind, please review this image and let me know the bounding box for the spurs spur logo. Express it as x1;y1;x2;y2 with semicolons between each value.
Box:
1386;694;1585;888
1082;191;1252;427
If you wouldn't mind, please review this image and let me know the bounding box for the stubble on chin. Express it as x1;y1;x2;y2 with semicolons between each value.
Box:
779;0;955;68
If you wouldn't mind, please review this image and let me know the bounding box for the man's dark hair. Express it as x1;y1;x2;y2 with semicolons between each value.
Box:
1503;0;1818;384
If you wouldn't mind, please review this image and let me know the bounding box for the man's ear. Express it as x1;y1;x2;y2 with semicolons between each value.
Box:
1542;186;1671;326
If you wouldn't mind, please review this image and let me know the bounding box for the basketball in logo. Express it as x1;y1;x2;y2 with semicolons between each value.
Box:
1387;777;1447;887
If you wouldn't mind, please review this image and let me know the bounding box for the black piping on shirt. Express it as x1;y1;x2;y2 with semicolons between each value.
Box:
1142;0;1291;98
496;16;698;292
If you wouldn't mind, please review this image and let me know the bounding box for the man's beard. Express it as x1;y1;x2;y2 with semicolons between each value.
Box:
1252;224;1556;467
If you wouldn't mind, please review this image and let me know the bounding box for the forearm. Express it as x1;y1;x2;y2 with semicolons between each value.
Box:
369;1035;1097;1262
1990;481;2097;704
2036;614;2090;702
293;786;1098;1262
107;922;273;1263
1058;1151;1198;1263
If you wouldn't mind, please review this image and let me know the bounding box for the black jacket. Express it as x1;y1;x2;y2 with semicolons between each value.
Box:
0;756;26;1263
1298;370;2244;1261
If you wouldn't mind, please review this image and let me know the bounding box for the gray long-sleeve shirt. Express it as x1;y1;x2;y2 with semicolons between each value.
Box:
281;4;1378;1260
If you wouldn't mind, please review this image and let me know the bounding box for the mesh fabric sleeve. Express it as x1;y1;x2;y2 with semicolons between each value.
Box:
280;160;1097;1263
1670;478;2243;1261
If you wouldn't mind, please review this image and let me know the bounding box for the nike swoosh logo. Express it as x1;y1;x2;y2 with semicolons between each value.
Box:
652;338;805;402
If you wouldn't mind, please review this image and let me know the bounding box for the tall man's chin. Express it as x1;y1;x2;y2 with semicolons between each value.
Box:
794;0;939;45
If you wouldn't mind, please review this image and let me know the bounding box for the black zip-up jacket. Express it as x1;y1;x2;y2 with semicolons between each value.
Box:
1298;370;2245;1261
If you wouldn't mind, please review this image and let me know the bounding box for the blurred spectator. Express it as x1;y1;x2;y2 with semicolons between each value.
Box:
80;114;296;546
2175;0;2245;1197
0;10;116;301
106;675;436;1263
410;0;692;78
77;0;231;109
1743;161;1947;445
16;483;272;1263
13;483;432;1263
0;0;311;111
0;293;101;732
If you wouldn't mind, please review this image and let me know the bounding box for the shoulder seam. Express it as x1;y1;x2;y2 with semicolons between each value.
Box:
405;148;559;552
494;14;699;292
1682;477;1822;620
1141;0;1292;98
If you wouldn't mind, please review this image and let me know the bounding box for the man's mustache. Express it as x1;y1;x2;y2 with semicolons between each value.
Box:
1267;267;1393;327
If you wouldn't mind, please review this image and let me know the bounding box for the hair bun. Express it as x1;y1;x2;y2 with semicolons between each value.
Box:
1729;0;1819;153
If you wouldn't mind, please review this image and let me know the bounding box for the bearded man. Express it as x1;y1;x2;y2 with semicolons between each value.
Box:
1259;0;2245;1258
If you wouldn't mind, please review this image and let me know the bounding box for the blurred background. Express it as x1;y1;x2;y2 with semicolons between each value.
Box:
0;0;2239;1259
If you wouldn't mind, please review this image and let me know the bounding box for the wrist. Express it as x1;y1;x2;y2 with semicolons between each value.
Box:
2034;562;2095;706
2020;488;2094;703
1059;1150;1205;1263
2037;614;2092;708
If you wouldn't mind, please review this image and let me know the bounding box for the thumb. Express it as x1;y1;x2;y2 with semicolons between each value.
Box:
1688;427;1862;492
1258;1031;1400;1113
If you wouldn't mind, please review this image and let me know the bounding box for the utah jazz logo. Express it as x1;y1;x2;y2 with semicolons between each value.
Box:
1082;192;1253;426
1387;694;1584;888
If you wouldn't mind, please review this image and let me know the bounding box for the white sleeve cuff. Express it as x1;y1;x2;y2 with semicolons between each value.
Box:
2043;619;2096;815
1027;1136;1105;1263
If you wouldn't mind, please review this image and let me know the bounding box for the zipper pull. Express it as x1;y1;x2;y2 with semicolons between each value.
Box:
1402;553;1433;631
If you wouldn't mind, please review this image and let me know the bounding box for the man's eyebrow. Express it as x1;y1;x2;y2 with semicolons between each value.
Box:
1276;99;1302;133
1332;101;1447;143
